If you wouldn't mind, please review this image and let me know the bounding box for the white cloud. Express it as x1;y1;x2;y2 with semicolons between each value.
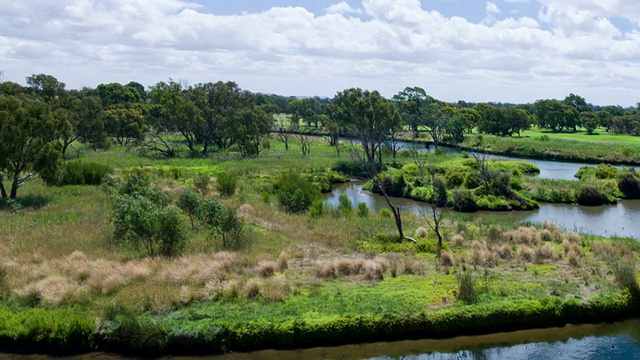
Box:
486;2;501;15
0;0;638;105
326;2;360;15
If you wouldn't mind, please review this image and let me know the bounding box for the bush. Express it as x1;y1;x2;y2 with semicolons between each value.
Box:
216;172;238;197
176;189;203;230
379;208;392;218
432;176;447;206
199;199;247;250
357;202;369;218
59;160;113;185
338;193;352;215
456;271;478;303
611;259;639;291
618;171;640;199
452;189;477;212
464;173;482;189
276;172;321;213
371;172;406;197
575;184;610;206
309;200;324;218
445;171;465;188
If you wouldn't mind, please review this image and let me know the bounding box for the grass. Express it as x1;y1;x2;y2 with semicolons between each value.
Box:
0;134;638;355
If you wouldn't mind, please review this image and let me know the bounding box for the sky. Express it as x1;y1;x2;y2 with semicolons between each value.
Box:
1;0;639;106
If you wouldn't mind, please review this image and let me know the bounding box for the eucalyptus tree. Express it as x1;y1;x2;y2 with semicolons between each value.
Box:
0;96;64;199
333;88;401;165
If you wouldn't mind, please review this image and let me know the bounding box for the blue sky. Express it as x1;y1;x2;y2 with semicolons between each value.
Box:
1;0;639;106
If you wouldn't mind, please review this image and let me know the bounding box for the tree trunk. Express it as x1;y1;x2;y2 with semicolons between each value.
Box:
10;172;19;199
0;177;6;199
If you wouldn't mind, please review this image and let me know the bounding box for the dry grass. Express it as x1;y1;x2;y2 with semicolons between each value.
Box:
503;226;539;245
497;244;512;260
278;251;289;271
255;261;278;278
451;232;465;247
441;251;454;267
517;245;535;263
567;249;581;267
535;243;558;263
260;275;290;301
414;227;428;239
540;229;553;242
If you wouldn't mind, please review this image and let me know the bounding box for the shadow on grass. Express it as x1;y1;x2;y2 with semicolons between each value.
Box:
0;194;51;211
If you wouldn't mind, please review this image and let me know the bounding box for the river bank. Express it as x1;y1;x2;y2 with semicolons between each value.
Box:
0;290;637;357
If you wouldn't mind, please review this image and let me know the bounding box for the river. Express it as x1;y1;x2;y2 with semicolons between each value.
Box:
2;320;638;359
325;182;640;239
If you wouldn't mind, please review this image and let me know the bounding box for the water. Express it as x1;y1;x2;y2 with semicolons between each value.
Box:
1;320;638;359
325;182;640;239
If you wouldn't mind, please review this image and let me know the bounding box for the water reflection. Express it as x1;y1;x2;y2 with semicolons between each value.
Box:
325;183;640;239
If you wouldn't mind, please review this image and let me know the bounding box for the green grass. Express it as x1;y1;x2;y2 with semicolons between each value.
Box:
521;128;640;144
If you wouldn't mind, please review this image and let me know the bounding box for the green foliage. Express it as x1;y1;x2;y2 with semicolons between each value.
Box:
371;172;406;197
445;171;465;188
176;189;203;230
216;172;238;197
575;184;612;206
338;193;352;215
618;171;640;199
456;271;478;304
379;208;392;218
199;199;247;250
464;172;482;189
611;259;639;292
309;199;324;218
193;175;210;196
111;172;187;257
452;189;477;212
432;175;447;206
276;172;320;213
357;202;369;218
58;161;113;186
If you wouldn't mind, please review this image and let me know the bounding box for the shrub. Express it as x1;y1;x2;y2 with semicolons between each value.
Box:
456;271;478;303
276;172;320;213
309;200;324;218
193;175;210;195
256;261;278;278
575;184;609;206
464;173;482;189
452;189;477;212
594;164;619;180
517;245;534;263
216;172;238;197
618;171;640;199
611;259;639;291
445;171;465;188
497;244;512;260
357;202;369;217
432;176;447;206
451;233;465;247
58;160;113;185
379;208;392;218
338;193;352;215
199;199;246;250
176;189;203;230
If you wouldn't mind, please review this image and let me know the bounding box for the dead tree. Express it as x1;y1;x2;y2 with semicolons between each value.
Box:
423;205;445;258
353;150;416;243
298;133;311;155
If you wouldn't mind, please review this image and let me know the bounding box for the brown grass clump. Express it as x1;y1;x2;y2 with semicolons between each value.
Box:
243;279;261;299
402;259;425;275
363;260;384;281
278;251;289;271
451;233;465;248
470;249;485;268
567;249;581;267
540;229;552;242
483;250;498;268
414;227;428;239
238;203;254;216
15;276;88;306
471;240;485;252
562;239;571;255
313;257;365;278
260;275;290;301
497;244;512;260
535;243;557;263
565;232;581;243
504;226;538;245
517;245;535;263
441;251;454;267
256;261;278;278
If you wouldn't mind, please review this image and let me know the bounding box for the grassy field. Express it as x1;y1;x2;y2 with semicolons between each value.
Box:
519;128;640;144
0;136;638;355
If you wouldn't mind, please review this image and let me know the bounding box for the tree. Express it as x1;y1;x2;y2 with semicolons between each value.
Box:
393;86;436;136
190;81;249;154
72;95;110;150
425;102;453;149
563;93;591;131
96;82;144;107
149;81;201;156
533;99;572;132
199;199;244;250
424;205;445;258
0;96;64;199
103;104;148;146
26;74;67;105
581;112;599;134
333;88;401;165
234;107;273;158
